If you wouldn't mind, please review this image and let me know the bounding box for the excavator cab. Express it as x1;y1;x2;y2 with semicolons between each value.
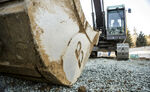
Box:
106;5;126;40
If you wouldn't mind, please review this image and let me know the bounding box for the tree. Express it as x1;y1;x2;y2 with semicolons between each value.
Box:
136;31;147;47
145;35;150;46
125;29;133;47
132;28;138;47
133;27;138;36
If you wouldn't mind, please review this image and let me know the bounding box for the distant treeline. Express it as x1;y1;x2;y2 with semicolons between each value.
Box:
125;28;150;48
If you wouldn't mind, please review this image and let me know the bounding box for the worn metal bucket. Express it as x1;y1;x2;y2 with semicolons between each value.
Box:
0;0;100;85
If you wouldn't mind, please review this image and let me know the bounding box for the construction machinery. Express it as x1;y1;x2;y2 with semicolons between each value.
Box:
0;0;100;85
91;0;129;59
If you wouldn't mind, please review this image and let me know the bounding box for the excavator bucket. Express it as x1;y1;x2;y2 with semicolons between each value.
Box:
0;0;100;85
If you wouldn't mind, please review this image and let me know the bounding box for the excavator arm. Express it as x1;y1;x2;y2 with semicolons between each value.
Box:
92;0;106;31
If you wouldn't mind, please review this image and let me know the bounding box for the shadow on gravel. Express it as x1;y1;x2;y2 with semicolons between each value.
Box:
90;57;150;61
0;74;71;92
90;57;116;60
132;58;150;61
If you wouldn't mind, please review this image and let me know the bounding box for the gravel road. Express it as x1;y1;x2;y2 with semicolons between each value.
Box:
0;58;150;92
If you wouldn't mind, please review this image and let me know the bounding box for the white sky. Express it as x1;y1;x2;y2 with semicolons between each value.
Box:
80;0;150;35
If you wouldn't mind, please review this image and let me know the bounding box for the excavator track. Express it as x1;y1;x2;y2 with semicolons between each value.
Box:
116;43;129;60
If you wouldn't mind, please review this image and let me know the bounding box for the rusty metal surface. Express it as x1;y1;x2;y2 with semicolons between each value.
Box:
0;0;100;86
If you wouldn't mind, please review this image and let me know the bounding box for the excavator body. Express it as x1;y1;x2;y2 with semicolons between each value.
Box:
91;0;129;59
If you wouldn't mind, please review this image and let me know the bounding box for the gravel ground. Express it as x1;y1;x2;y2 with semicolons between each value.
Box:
0;58;150;92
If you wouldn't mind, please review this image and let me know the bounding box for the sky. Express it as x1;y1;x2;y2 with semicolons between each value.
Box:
80;0;150;35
